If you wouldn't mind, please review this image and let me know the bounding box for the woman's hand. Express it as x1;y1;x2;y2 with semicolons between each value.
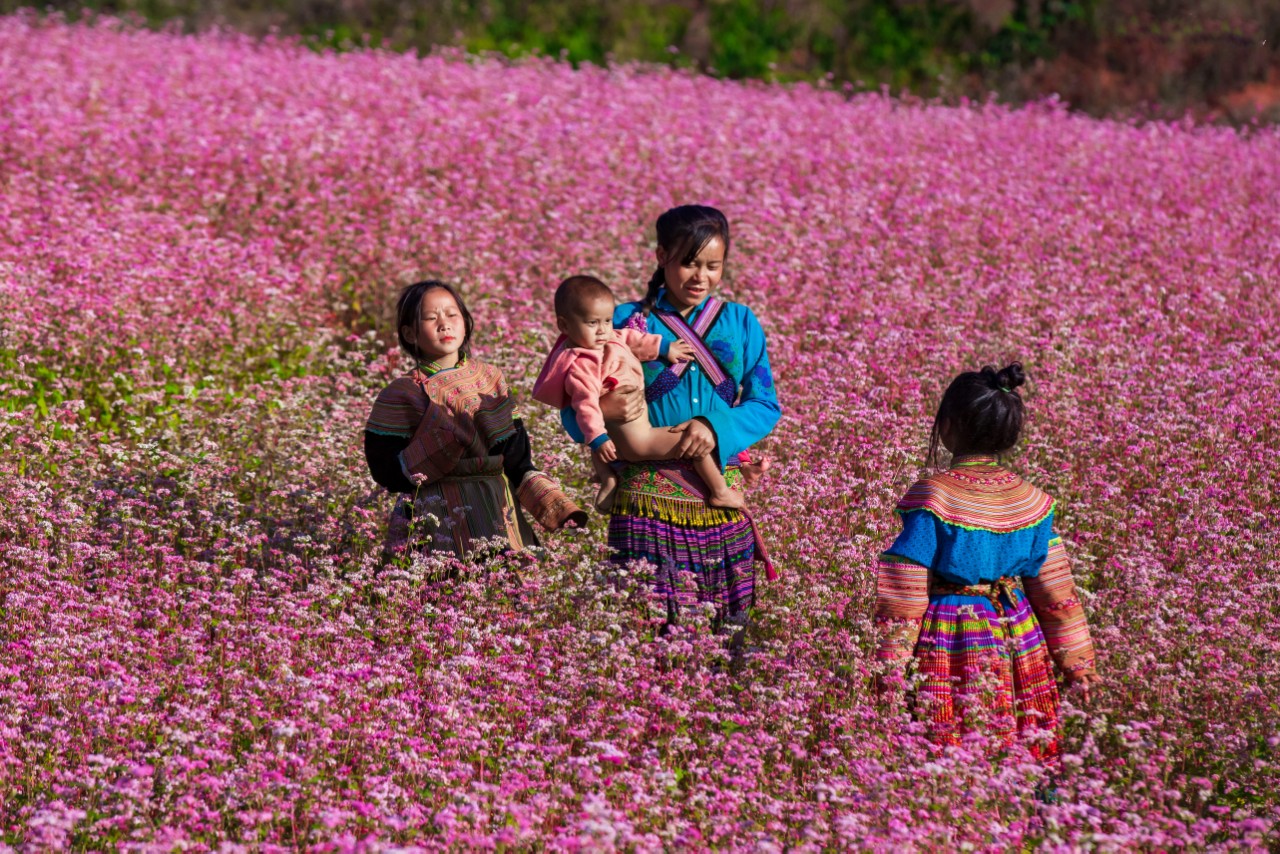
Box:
599;382;646;425
668;418;716;459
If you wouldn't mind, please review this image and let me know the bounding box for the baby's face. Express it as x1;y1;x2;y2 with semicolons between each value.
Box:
558;295;614;350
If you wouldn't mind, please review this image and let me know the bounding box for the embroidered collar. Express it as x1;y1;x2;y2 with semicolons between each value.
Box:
898;463;1054;532
416;354;467;378
951;454;1001;468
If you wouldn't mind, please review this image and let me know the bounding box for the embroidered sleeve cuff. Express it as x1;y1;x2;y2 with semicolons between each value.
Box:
516;471;587;531
587;433;611;450
874;617;922;664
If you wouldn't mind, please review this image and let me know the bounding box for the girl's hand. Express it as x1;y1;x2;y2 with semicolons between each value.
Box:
667;340;695;363
874;666;908;699
1066;672;1100;705
668;418;716;459
593;440;618;464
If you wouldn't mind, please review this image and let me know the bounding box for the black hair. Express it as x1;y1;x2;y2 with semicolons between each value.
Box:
639;205;731;316
395;280;475;363
554;275;614;318
928;362;1027;466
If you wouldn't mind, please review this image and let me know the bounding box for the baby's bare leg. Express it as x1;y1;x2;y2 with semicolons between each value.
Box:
590;451;619;514
610;420;744;510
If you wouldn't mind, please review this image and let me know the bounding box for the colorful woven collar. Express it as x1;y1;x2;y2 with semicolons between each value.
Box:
415;354;468;379
897;466;1054;533
952;454;1001;467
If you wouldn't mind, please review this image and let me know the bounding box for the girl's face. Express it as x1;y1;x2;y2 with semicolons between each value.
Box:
403;288;464;367
658;236;726;314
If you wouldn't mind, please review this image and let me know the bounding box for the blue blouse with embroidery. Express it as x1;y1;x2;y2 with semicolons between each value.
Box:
559;290;781;470
887;509;1055;586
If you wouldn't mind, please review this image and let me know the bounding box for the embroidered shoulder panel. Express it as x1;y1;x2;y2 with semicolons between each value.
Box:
366;360;517;446
896;468;1054;533
423;359;517;447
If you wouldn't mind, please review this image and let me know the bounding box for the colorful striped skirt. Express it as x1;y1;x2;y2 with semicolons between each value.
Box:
913;587;1062;764
608;461;755;628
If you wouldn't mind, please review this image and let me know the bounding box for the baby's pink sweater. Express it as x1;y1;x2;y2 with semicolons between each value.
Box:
532;329;664;445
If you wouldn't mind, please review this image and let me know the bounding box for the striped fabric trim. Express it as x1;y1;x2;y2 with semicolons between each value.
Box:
1023;536;1097;678
896;467;1055;533
652;297;728;385
515;471;583;532
366;379;425;439
875;555;930;620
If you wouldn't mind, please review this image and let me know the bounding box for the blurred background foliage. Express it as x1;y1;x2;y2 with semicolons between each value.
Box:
5;0;1278;121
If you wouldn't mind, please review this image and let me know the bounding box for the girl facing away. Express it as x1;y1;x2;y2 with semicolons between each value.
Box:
364;281;586;559
532;275;744;513
873;363;1098;767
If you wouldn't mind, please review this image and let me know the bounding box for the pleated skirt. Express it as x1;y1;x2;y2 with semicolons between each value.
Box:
913;590;1063;763
607;461;754;627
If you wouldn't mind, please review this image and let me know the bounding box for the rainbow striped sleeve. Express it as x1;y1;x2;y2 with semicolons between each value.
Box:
1023;535;1097;679
873;554;929;664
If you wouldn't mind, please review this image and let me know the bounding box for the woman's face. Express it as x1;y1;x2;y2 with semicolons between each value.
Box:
658;236;726;314
403;288;464;367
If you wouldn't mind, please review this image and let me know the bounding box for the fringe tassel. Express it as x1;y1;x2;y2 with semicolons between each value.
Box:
613;489;744;528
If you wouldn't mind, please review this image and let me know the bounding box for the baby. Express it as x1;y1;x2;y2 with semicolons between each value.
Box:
533;275;745;513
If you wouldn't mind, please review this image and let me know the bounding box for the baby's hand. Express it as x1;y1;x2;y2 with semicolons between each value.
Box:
667;340;694;363
593;440;618;464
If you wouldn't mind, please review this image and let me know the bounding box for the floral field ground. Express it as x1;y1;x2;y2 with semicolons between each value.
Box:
1;12;1278;850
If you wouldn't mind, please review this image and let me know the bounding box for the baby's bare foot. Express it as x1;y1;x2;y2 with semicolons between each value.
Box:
706;488;745;510
594;478;619;514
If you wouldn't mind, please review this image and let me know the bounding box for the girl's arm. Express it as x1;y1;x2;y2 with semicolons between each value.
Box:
1023;533;1098;681
364;431;415;493
699;306;781;467
493;419;587;531
873;554;931;664
872;506;936;667
494;420;535;488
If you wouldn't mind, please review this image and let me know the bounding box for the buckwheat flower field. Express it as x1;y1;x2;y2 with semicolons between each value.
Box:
1;12;1278;849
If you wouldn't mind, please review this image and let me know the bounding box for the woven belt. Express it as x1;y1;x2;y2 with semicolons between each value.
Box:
931;576;1023;615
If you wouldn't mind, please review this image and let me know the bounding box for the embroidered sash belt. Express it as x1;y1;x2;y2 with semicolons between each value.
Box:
930;576;1023;615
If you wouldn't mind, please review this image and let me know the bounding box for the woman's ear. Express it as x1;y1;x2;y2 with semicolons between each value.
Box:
655;247;668;267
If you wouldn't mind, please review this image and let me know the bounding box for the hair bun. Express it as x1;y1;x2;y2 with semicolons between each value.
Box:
995;362;1026;392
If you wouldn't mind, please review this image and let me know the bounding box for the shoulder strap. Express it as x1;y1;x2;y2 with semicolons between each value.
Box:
652;297;731;385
